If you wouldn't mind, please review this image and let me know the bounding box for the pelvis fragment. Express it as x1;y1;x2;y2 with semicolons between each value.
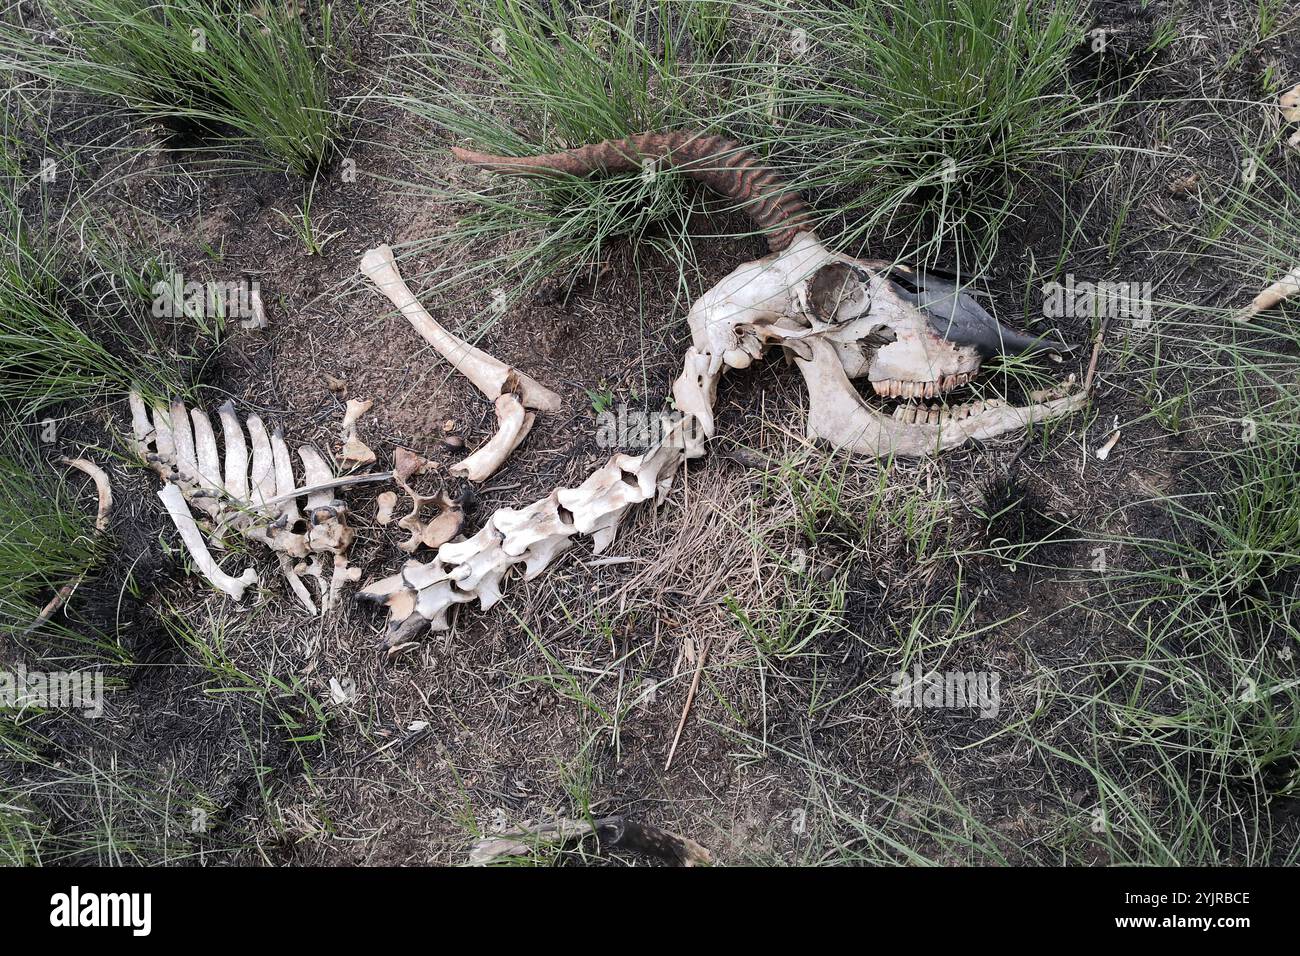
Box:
129;392;363;613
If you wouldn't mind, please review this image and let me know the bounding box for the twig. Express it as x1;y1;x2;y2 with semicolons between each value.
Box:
1083;316;1110;395
665;635;711;771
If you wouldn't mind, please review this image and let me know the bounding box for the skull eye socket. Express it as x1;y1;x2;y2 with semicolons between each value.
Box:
808;261;870;322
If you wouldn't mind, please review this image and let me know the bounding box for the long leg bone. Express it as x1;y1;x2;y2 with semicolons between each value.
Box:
360;244;560;412
361;245;560;482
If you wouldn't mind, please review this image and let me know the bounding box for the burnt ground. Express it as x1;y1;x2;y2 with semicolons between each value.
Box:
4;0;1300;865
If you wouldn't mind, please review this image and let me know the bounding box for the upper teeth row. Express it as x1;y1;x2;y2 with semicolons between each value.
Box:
892;399;1006;425
871;372;975;400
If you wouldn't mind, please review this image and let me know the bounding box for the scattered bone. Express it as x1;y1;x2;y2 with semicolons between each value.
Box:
158;482;259;600
22;457;114;637
1281;83;1300;123
341;398;372;432
337;398;377;469
1236;264;1300;321
217;401;250;501
375;491;398;525
449;392;534;482
340;432;377;468
469;815;711;867
360;244;560;411
361;245;557;480
1096;417;1122;461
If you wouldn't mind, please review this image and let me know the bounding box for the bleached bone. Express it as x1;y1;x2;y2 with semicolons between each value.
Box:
217;400;249;501
1236;265;1300;321
360;400;704;649
339;398;377;468
359;132;1087;645
359;244;560;412
157;481;258;600
300;445;361;612
130;392;368;614
246;414;276;507
22;457;115;636
360;246;557;481
190;409;222;494
376;491;398;525
449;392;534;482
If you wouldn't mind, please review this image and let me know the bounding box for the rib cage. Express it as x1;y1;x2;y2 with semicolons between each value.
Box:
451;131;816;252
128;392;359;613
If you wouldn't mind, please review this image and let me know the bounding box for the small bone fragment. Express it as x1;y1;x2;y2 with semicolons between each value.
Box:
1095;418;1122;461
450;392;534;482
1281;83;1300;123
420;494;464;550
1236;265;1300;320
359;244;560;411
340;432;376;468
21;457;115;636
217;400;250;501
376;491;398;525
280;555;318;615
341;398;372;433
157;482;258;600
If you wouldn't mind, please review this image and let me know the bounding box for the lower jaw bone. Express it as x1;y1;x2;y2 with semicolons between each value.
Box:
795;338;1084;457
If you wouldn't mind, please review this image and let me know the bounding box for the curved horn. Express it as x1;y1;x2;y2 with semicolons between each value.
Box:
451;131;815;252
894;271;1072;357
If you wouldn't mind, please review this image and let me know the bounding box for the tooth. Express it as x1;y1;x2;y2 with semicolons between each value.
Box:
924;381;934;399
874;381;887;396
893;405;906;421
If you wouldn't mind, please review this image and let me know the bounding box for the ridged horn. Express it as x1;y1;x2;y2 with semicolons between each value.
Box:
451;131;815;252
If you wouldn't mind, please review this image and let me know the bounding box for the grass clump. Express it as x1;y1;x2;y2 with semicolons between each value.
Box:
0;0;338;174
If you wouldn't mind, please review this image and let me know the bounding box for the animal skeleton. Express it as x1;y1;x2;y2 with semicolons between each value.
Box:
128;392;367;612
359;132;1084;646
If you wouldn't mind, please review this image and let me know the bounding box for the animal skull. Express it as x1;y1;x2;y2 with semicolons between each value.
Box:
682;233;1086;457
454;131;1085;459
